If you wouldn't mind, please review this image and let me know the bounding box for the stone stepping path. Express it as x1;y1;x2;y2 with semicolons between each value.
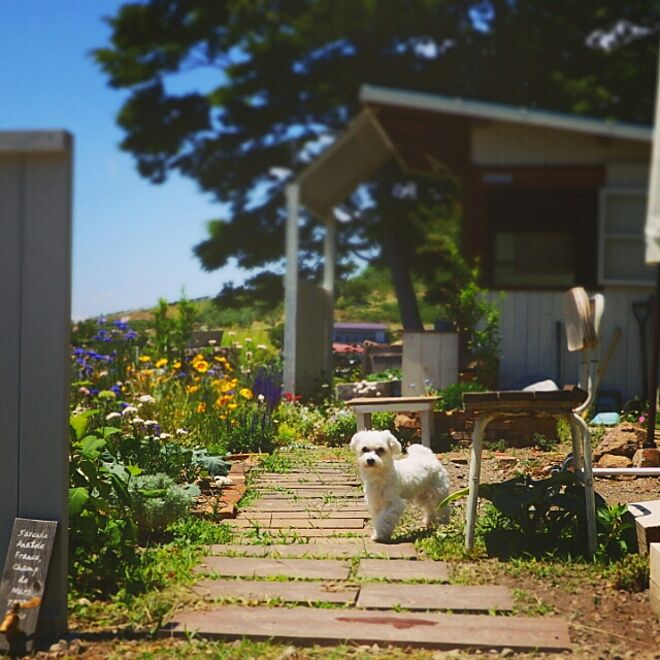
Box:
196;556;350;580
356;583;513;612
208;542;418;559
228;517;365;529
357;559;449;582
242;500;368;513
164;606;571;652
193;579;359;604
162;456;572;652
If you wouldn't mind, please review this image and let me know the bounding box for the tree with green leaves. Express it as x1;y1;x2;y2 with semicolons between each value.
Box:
95;0;659;328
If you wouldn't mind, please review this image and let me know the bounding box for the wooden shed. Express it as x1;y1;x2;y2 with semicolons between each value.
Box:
284;85;655;403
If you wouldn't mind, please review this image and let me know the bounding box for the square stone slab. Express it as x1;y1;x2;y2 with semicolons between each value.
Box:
259;486;364;500
193;579;358;604
233;511;368;520
163;605;571;652
229;518;365;529
243;501;368;513
234;527;369;539
356;583;513;611
209;542;418;559
357;559;449;582
196;556;350;580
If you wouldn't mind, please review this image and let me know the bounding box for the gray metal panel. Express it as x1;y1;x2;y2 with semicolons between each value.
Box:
0;131;71;154
16;150;72;636
0;157;22;559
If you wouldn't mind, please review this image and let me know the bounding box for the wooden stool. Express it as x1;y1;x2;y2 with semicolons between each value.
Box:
346;396;440;448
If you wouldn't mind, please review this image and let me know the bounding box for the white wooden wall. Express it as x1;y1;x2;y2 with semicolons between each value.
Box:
492;288;654;403
0;132;72;638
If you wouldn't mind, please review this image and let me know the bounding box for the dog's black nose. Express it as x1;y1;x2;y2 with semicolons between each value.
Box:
366;457;375;466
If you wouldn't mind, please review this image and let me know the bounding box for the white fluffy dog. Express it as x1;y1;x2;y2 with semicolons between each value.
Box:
350;429;451;542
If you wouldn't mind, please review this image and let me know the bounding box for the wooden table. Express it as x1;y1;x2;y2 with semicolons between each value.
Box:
345;396;440;448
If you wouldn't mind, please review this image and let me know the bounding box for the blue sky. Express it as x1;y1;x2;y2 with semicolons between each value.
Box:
1;1;244;319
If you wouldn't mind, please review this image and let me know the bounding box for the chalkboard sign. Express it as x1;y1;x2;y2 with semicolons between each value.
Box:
0;518;58;654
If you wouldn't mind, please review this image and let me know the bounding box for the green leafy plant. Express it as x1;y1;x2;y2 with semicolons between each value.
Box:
69;412;139;596
604;552;649;591
129;473;200;542
595;503;637;561
436;381;487;411
365;368;401;382
315;406;357;446
152;293;196;360
225;402;276;454
477;471;607;557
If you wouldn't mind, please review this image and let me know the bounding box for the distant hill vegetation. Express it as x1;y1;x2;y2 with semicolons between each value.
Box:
102;266;442;333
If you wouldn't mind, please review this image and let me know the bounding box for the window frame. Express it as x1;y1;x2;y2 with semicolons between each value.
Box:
598;187;653;286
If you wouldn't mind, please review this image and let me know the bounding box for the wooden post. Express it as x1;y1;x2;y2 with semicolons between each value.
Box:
323;212;336;298
283;183;300;395
0;131;72;639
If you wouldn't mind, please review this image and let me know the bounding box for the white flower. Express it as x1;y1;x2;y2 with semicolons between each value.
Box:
159;432;172;440
176;428;189;436
121;406;138;416
144;419;159;428
105;412;121;421
257;344;268;350
138;394;156;404
257;394;265;403
131;417;145;425
227;331;236;336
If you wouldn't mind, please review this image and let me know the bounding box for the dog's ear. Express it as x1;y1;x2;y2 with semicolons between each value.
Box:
349;433;361;452
384;430;402;455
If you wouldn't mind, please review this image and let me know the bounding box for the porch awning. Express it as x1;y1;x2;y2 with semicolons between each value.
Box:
296;110;393;219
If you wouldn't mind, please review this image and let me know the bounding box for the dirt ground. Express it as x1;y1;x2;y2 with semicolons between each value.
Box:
30;443;660;660
442;445;660;660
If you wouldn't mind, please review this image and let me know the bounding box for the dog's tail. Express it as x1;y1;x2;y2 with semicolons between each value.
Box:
405;444;437;459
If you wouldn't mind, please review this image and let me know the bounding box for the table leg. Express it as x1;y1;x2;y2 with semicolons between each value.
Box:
570;413;597;558
355;411;371;432
465;413;491;551
420;408;433;448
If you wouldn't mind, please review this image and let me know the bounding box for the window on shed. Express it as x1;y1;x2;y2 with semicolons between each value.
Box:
487;188;597;288
599;189;655;285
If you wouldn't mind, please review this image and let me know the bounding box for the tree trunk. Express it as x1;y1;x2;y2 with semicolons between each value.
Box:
382;220;424;331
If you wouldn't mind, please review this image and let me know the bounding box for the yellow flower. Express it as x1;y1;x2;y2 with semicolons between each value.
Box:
194;360;210;373
239;388;253;400
196;403;206;414
219;380;233;393
186;385;200;394
139;355;151;363
192;353;205;364
216;395;232;407
172;360;182;369
227;402;238;410
155;358;168;368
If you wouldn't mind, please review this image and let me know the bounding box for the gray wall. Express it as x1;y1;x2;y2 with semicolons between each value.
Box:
0;131;72;637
